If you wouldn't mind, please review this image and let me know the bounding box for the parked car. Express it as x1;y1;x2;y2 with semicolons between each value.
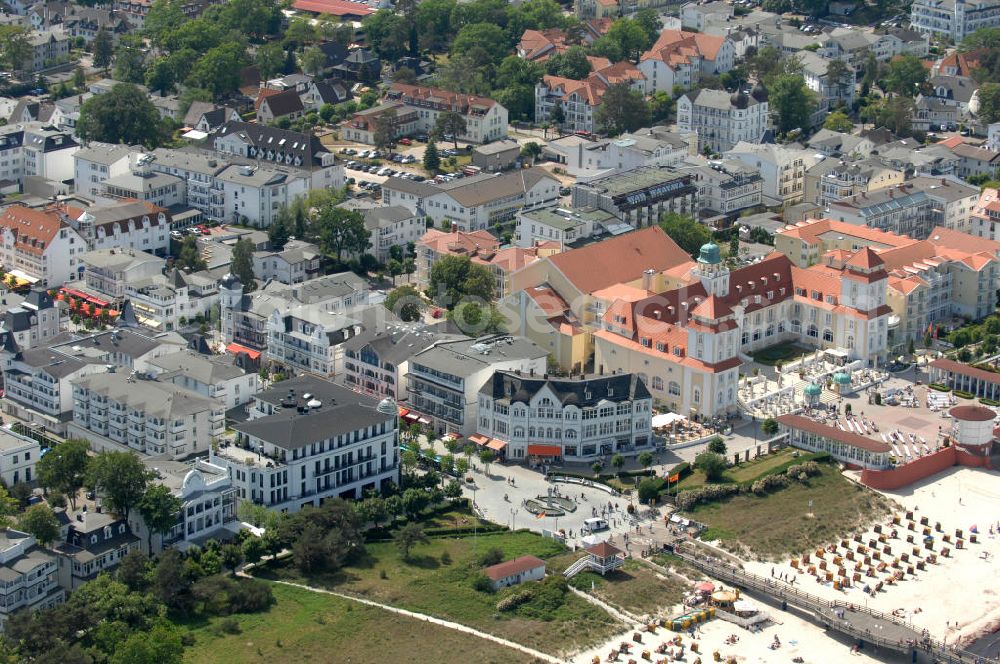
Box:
398;137;412;145
559;186;571;196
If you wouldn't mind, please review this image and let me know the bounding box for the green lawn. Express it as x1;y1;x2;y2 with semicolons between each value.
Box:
683;465;894;560
750;342;811;366
676;448;804;490
183;583;534;664
252;531;623;657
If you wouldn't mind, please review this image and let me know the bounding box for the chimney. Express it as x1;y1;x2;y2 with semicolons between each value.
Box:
642;268;655;291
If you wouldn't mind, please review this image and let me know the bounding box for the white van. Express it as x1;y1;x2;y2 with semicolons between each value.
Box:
583;517;609;534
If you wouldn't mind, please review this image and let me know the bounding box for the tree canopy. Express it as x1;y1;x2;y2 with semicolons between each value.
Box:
37;438;90;509
882;54;928;97
78;84;166;148
769;73;816;135
385;285;424;321
659;212;711;258
594;84;651;136
429;254;496;307
86;451;153;521
314;204;371;261
230;238;256;291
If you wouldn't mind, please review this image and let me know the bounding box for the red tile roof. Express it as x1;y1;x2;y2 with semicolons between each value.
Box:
547;227;691;295
586;541;624;558
291;0;374;16
388;83;497;113
845;247;885;270
0;205;70;257
777;414;891;453
949;405;996;422
484;555;546;581
930;358;1000;386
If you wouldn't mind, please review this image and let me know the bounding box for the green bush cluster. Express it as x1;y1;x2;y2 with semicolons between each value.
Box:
676;484;740;509
953;390;975;399
496;589;532;611
980;398;1000;406
679;457;828;509
928;383;952;392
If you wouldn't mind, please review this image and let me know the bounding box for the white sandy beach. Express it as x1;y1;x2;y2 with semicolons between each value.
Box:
568;597;897;664
741;466;1000;648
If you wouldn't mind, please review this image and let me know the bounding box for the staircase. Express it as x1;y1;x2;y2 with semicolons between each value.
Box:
563;556;593;579
563;555;625;579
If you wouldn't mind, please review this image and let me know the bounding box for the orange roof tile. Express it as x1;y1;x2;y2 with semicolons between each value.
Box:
547;227;691;295
845;247;885;270
0;205;70;257
690;294;733;320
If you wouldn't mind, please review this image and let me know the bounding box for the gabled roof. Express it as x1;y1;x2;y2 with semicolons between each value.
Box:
387;83;498;113
690;294;733;320
547;226;692;295
845;247;884;271
540;75;607;106
642;29;727;65
0;205;74;256
483;555;546;581
259;88;304;118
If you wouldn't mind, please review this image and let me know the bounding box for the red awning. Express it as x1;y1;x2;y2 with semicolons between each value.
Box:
469;434;490;446
527;444;562;457
226;342;261;360
487;439;507;452
398;408;410;417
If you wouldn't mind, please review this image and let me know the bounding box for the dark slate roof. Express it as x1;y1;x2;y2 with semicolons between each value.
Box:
262;89;304;118
481;371;651;407
213;121;330;169
116;299;141;328
311;80;351;104
234;376;391;449
319;40;348;66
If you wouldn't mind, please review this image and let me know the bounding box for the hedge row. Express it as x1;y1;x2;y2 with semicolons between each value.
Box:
928;383;952;392
954;390;975;399
980;398;1000;407
366;524;509;542
676;455;831;510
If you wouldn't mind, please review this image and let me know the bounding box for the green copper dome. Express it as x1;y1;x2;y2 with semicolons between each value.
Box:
697;241;721;265
833;372;851;385
804;382;822;396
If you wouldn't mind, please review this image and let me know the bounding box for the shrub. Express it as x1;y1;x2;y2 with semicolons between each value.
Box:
954;390;975;399
638;477;664;503
440;551;452;565
478;547;504;567
694;452;728;481
928;383;951;392
471;574;494;593
980;398;1000;406
220;617;241;634
750;474;790;495
676;483;740;510
496;589;532;611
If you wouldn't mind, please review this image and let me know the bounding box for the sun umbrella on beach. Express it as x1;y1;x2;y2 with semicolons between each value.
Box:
695;582;715;593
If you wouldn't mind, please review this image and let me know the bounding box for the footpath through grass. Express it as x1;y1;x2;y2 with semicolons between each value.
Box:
684;465;893;560
183;583;534;664
252;530;623;656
